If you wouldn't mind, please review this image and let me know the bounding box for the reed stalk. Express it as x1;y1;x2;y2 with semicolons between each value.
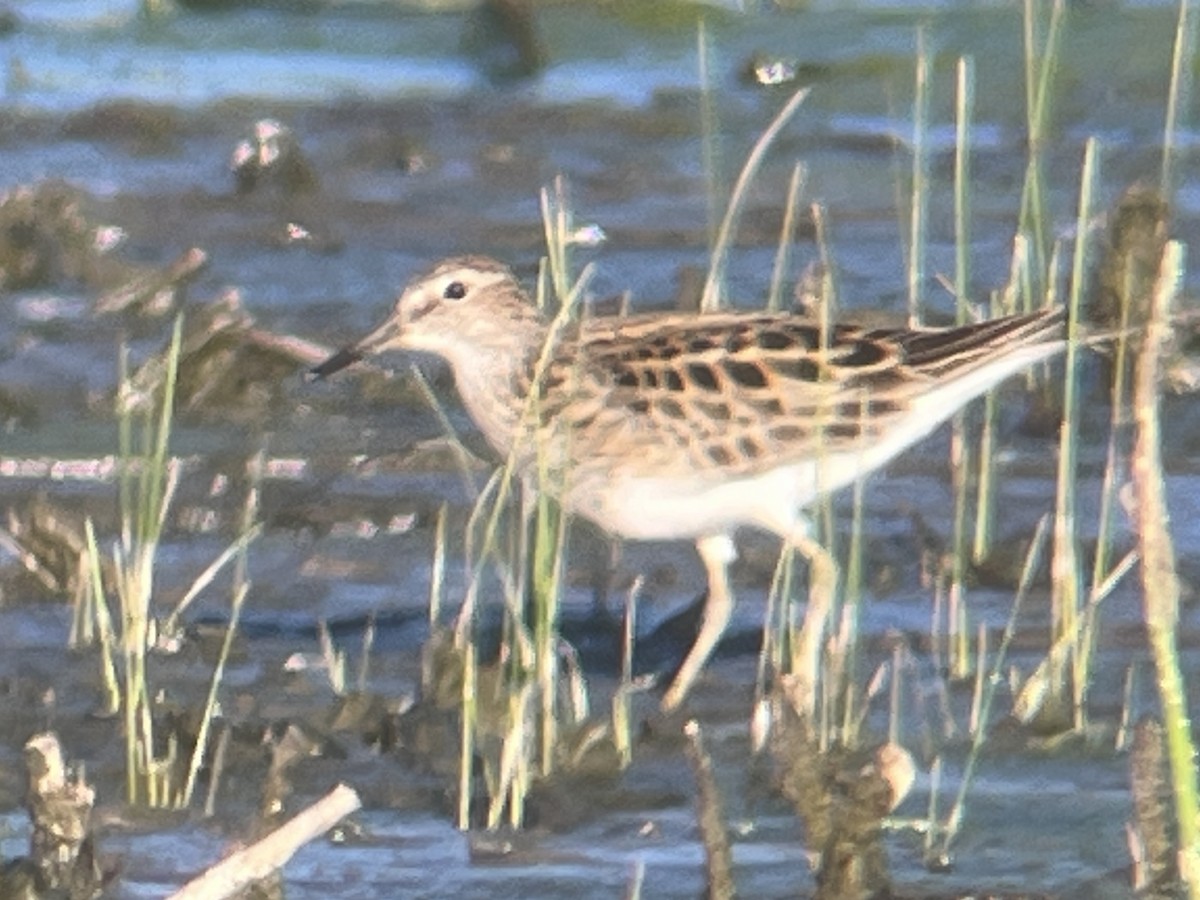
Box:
701;86;812;311
906;27;930;327
1160;0;1197;201
1018;0;1066;293
1055;137;1097;729
936;515;1049;858
767;162;807;312
112;316;182;804
1131;240;1200;894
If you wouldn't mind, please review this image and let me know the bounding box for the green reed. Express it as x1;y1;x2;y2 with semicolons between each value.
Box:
611;576;642;769
767;161;807;313
77;318;260;808
1054;137;1097;730
701;84;811;311
906;27;930;326
932;47;978;681
429;190;592;829
1160;0;1196;201
836;473;868;745
934;515;1049;860
698;19;720;266
457;630;478;831
757;537;794;720
76;319;184;805
810;199;839;559
1151;7;1200;882
945;54;974;662
976;244;1026;561
952;53;1001;566
953;55;974;319
179;451;259;808
81;518;120;716
1132;240;1199;895
1018;0;1066;300
1091;264;1134;596
115;316;181;805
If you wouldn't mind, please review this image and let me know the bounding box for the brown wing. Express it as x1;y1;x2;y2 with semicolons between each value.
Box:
862;308;1067;377
536;308;1065;477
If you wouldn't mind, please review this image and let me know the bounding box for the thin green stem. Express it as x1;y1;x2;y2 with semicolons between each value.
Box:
701;86;811;311
907;28;930;326
1161;0;1196;201
768;162;807;312
1132;241;1200;895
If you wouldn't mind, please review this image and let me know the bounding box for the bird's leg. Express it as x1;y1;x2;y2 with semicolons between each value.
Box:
786;526;839;724
662;534;737;712
589;536;622;622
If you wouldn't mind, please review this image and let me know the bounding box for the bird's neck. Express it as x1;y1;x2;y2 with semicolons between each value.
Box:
445;314;548;459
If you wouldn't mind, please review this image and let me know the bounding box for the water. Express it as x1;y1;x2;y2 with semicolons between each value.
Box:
0;1;1195;896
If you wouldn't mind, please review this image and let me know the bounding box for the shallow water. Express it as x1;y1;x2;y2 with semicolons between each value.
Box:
0;1;1198;896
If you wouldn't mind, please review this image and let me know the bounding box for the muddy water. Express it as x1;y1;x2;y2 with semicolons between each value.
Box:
1;1;1198;897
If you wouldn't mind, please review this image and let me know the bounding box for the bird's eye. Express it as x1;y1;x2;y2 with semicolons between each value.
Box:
443;281;467;300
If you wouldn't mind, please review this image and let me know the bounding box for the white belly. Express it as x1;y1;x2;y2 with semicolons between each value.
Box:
554;340;1065;542
570;447;893;540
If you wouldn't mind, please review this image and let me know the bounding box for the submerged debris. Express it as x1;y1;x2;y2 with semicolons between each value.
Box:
1090;183;1170;331
120;290;314;424
740;53;831;88
1088;183;1200;393
0;733;110;900
92;246;208;317
172;783;360;900
0;180;206;309
683;719;736;900
1129;716;1179;897
61;100;182;157
0;181;93;291
1;495;90;601
0;382;37;428
462;0;545;83
231;119;320;197
227;122;344;253
771;681;914;900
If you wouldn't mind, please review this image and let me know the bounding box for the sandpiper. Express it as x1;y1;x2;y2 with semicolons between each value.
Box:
312;255;1067;711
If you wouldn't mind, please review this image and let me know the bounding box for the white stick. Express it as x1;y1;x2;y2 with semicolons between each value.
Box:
167;784;361;900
